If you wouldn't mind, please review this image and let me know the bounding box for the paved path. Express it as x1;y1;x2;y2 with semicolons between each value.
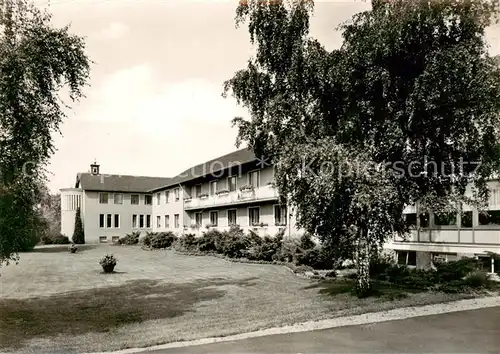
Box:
151;307;500;353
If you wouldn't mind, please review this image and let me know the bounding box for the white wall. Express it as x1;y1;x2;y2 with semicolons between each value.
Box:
83;191;153;244
152;186;186;235
60;188;83;238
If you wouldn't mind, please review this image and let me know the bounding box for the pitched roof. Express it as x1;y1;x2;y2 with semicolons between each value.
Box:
149;148;258;192
76;173;172;193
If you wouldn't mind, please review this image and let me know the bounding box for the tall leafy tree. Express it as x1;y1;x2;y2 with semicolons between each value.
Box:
224;0;500;295
0;0;90;264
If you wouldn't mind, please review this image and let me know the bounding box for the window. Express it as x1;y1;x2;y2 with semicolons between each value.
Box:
156;193;161;205
174;214;180;228
132;214;138;228
139;215;144;228
156;215;161;228
432;252;457;263
131;194;139;205
112;236;120;243
274;205;287;225
195;212;202;226
396;251;416;266
461;211;473;228
114;214;120;228
419;213;430;228
114;193;123;204
479;210;500;226
228;176;237;192
99;214;105;228
106;214;112;228
144;195;152;205
249;207;260;225
99;236;107;243
228;209;237;226
210;181;218;195
165;215;170;228
99;192;108;204
210;211;218;226
146;215;151;228
434;212;457;226
174;188;180;202
249;170;260;188
165;190;170;203
405;213;417;226
194;184;202;198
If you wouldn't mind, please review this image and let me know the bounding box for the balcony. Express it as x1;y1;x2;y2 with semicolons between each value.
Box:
184;185;278;210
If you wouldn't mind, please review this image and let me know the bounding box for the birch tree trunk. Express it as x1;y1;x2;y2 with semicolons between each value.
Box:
355;227;371;296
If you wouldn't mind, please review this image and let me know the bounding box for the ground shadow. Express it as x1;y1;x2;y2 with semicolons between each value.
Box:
29;245;99;253
304;279;424;299
0;277;258;350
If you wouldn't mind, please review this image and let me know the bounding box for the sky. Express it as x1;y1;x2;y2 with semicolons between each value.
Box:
36;0;500;193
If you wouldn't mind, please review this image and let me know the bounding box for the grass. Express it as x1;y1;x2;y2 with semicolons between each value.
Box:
0;245;491;353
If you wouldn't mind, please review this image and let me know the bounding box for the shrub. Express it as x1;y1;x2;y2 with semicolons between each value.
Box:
72;207;85;244
150;232;177;249
463;270;490;288
369;253;394;277
434;258;481;282
200;230;225;253
142;232;154;247
274;237;300;263
40;233;70;245
296;245;335;270
52;234;70;244
118;231;140;245
197;232;218;252
222;233;251;258
299;233;316;251
248;234;283;262
176;233;198;251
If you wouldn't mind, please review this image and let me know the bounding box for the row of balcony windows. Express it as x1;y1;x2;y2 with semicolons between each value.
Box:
406;210;500;228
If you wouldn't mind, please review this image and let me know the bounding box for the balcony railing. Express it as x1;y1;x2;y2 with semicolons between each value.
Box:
184;185;278;209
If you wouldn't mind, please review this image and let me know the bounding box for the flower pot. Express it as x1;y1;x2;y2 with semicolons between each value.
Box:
102;264;115;273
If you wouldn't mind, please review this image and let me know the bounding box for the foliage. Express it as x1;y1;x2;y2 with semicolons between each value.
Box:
224;0;500;295
41;233;70;245
117;231;140;245
0;0;90;265
299;233;316;251
99;254;117;268
141;232;153;247
149;232;177;249
72;207;85;244
374;258;496;293
176;233;198;252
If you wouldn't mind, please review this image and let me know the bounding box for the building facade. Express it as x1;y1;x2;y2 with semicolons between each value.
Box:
60;162;171;244
386;180;500;273
61;151;500;273
149;148;300;237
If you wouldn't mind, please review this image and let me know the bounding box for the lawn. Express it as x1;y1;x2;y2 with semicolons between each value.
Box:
0;245;480;353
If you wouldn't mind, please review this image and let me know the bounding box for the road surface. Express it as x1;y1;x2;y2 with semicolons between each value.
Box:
151;306;500;353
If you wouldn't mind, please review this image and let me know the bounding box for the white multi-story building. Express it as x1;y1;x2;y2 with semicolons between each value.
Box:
149;148;300;237
60;162;171;244
386;180;500;272
61;152;499;273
